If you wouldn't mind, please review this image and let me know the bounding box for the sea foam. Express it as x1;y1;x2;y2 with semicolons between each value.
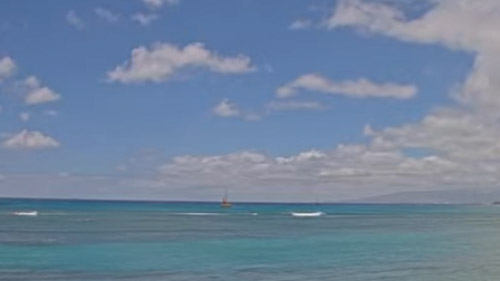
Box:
13;211;38;217
290;211;324;217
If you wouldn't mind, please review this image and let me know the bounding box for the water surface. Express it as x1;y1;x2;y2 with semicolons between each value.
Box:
1;198;500;280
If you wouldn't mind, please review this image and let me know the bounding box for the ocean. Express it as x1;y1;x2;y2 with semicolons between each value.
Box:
1;198;500;281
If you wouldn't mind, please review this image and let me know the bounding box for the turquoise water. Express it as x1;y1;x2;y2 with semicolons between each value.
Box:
2;199;500;280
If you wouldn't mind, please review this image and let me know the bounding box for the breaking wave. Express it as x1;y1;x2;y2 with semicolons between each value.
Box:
12;211;38;217
290;212;325;217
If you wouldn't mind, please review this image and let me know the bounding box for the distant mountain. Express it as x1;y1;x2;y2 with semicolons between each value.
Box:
352;189;500;204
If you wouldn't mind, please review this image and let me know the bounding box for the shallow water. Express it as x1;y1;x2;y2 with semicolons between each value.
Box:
1;198;500;280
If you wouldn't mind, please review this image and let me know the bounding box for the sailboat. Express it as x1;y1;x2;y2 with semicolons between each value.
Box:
220;190;232;208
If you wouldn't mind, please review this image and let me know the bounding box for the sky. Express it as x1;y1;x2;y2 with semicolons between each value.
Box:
0;0;498;202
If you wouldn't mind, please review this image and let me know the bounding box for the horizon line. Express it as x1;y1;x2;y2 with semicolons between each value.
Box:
0;196;475;205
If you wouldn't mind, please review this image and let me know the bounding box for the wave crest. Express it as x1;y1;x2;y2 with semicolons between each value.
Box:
291;212;324;217
12;211;38;216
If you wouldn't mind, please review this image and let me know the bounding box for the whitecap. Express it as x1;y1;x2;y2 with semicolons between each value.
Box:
13;211;38;217
291;211;324;217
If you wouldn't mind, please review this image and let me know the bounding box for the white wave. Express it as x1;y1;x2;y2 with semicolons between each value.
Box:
291;211;324;217
12;211;38;217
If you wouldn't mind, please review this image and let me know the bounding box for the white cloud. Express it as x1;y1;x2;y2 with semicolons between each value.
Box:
131;13;158;26
19;112;30;122
277;73;417;99
66;10;85;29
325;0;500;111
326;0;499;53
0;56;16;81
20;76;60;105
151;0;500;201
95;8;119;23
289;19;313;30
212;99;326;121
212;99;240;117
26;88;60;105
107;42;255;83
2;130;60;150
5;0;500;201
369;108;500;161
326;0;500;109
156;146;485;201
136;0;179;24
143;0;178;9
154;133;500;201
44;110;58;117
266;100;325;111
23;76;40;88
211;99;261;121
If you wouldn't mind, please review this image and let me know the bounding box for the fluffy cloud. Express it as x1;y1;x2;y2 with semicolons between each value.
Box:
131;13;158;26
95;8;119;23
25;87;60;105
143;0;178;9
212;99;240;117
367;109;500;162
212;99;261;121
21;76;60;105
0;56;16;81
325;0;500;132
2;130;60;150
107;42;255;83
289;19;313;30
326;0;499;53
135;0;178;25
277;73;417;99
157;145;491;201
213;99;325;121
327;0;500;109
152;0;500;201
19;112;30;122
44;110;58;117
66;10;85;29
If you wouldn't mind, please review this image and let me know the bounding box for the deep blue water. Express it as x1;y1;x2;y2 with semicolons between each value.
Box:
2;198;500;280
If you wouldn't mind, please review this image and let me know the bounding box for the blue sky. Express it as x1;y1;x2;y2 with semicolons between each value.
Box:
1;0;497;202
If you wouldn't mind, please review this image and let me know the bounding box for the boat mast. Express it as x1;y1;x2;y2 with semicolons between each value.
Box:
223;190;228;202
